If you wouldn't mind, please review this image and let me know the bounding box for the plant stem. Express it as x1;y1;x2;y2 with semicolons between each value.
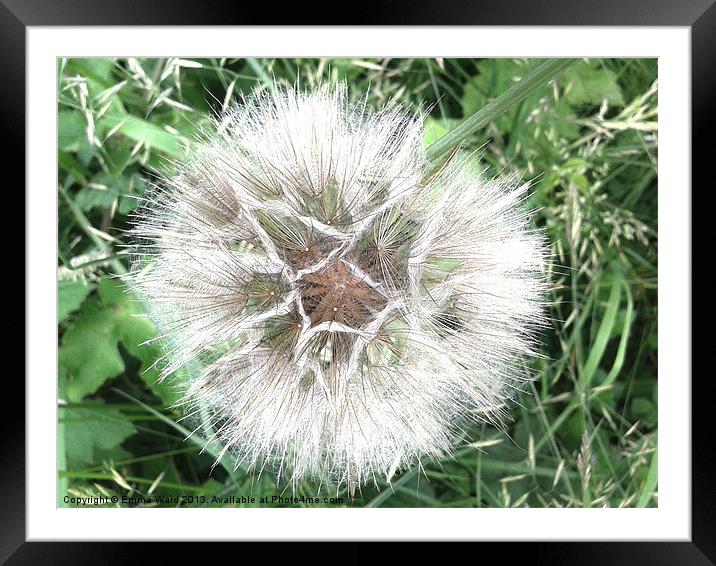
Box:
425;58;579;162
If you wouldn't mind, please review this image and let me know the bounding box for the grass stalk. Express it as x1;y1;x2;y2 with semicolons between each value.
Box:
425;58;578;161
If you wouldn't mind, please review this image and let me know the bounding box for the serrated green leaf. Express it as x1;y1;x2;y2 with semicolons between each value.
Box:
59;278;158;402
59;290;127;401
103;289;187;406
60;276;187;405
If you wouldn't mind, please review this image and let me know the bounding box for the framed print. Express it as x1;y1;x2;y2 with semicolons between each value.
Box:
9;0;706;561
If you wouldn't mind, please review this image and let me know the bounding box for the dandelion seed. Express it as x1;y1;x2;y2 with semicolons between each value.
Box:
127;83;548;490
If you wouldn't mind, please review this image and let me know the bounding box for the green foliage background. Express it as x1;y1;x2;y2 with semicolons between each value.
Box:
58;58;657;508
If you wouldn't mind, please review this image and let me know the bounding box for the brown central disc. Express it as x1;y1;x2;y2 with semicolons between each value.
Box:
299;260;388;327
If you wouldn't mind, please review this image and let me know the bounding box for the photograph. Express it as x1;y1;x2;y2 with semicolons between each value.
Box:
56;56;659;509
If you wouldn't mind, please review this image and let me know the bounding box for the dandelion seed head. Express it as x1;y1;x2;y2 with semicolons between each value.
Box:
127;83;549;490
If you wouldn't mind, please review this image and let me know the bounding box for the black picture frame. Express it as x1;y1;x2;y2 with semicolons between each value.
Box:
8;0;704;561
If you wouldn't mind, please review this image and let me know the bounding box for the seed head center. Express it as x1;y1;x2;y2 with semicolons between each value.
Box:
299;260;388;327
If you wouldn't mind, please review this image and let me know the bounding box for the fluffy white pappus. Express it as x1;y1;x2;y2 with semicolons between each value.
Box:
126;83;549;491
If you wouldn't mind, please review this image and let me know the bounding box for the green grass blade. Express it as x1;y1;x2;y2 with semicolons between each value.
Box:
246;58;274;88
580;276;622;389
365;468;419;508
58;186;127;275
602;281;634;386
425;58;578;161
58;471;205;494
636;447;658;507
111;387;241;478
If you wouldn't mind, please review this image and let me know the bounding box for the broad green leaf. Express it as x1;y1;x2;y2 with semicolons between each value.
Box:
102;114;185;159
118;174;146;214
59;111;90;152
111;278;189;405
631;398;657;428
65;58;115;86
60;402;137;468
58;279;93;323
73;172;145;213
59;280;130;401
58;151;91;185
561;61;624;107
74;184;120;212
59;278;171;402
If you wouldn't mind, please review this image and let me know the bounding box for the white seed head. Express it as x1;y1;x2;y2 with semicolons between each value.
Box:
127;83;549;490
